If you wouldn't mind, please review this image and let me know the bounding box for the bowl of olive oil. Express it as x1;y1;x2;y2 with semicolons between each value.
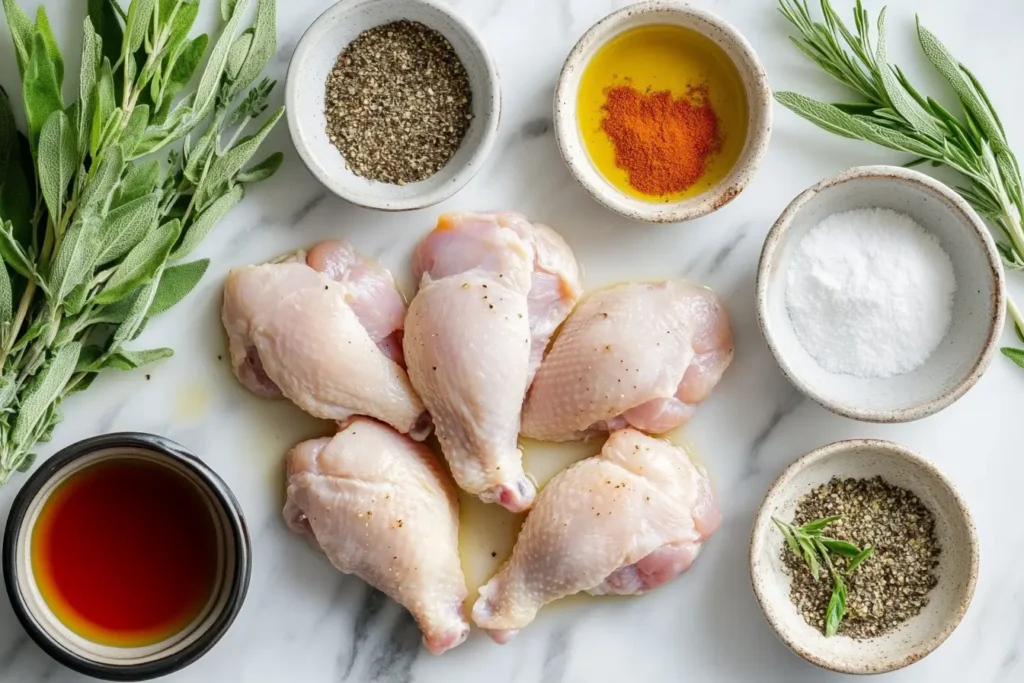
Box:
555;1;772;223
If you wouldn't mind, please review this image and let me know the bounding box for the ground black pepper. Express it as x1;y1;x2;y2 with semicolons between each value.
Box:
782;476;940;638
324;20;473;185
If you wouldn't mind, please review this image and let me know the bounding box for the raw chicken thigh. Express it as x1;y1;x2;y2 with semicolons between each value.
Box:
522;280;732;441
284;418;469;654
405;212;581;511
222;242;428;436
472;428;719;642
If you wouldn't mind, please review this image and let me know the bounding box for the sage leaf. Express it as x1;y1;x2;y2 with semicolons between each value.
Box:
121;104;150;159
78;144;123;219
874;9;942;140
96;194;159;265
123;0;156;63
173;184;243;259
166;0;199;52
197;106;283;208
48;215;100;300
0;85;15;171
230;0;276;98
24;32;64;154
105;347;173;370
150;258;209;316
96;220;180;305
63;282;89;316
78;19;101;155
16;453;36;473
775;91;935;158
11;341;81;448
221;0;237;21
34;6;64;88
194;0;250;121
113;279;158;346
917;19;1003;147
1;0;33;76
114;160;160;207
237;151;283;184
1001;347;1024;369
226;30;254;81
91;58;116;156
87;0;123;71
0;263;11;325
154;34;207;123
38;110;77;226
0;219;36;280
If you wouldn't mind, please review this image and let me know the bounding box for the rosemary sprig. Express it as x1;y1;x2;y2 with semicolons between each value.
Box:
773;515;874;637
776;0;1024;366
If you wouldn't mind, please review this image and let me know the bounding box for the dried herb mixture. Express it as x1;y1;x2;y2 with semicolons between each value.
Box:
324;20;472;185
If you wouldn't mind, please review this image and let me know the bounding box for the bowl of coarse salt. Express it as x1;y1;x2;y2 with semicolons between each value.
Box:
757;165;1005;422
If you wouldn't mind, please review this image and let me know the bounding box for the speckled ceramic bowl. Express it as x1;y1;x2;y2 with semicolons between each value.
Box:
286;0;501;211
749;439;978;675
756;165;1005;422
553;1;772;223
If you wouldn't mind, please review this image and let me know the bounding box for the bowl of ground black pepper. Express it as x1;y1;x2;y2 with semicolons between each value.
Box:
749;440;978;675
286;0;500;210
555;2;772;223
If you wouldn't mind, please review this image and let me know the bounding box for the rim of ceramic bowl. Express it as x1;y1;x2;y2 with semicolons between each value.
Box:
755;164;1006;423
748;438;979;674
2;433;251;682
553;0;772;223
286;0;502;211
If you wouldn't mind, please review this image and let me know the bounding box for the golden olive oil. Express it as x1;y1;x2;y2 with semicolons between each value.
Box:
577;24;749;202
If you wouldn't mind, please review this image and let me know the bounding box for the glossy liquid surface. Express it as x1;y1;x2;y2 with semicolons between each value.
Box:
31;458;219;647
577;25;748;202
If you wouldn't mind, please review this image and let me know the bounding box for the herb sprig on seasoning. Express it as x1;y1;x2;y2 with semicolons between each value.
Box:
773;515;874;636
775;0;1024;367
0;0;283;483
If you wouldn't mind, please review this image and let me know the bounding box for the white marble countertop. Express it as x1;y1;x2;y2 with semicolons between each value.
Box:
2;0;1023;681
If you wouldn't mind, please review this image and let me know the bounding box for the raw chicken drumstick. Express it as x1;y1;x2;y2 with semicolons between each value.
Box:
472;428;719;642
521;280;733;441
404;212;581;512
222;242;429;437
284;418;470;655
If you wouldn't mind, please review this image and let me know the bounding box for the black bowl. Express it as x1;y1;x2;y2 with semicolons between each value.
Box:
3;432;251;681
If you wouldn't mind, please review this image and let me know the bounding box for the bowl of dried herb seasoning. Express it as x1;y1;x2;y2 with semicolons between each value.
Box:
286;0;500;210
749;439;978;675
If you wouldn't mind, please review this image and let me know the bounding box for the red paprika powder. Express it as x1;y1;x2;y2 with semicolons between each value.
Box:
601;84;722;196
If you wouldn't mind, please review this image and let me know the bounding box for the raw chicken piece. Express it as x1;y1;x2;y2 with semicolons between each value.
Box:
284;418;469;654
222;243;428;437
472;428;719;642
521;280;732;441
405;212;581;511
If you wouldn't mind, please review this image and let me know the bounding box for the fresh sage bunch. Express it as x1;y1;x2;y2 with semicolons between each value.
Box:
0;0;283;483
776;0;1024;367
773;515;874;637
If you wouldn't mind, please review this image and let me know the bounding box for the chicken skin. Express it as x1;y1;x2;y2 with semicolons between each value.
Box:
284;418;469;654
222;242;428;437
521;281;732;441
405;212;581;511
472;428;719;642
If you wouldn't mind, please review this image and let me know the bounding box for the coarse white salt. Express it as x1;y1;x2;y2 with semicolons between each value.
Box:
785;207;957;378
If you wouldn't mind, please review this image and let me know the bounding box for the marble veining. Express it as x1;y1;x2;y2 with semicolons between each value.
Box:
1;0;1023;681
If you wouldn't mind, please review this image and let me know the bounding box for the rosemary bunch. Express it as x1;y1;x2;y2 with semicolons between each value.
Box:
0;0;283;483
776;0;1024;366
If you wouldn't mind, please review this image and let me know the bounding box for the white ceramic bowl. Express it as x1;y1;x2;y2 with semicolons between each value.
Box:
749;439;978;675
286;0;501;211
757;165;1005;422
554;1;772;223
